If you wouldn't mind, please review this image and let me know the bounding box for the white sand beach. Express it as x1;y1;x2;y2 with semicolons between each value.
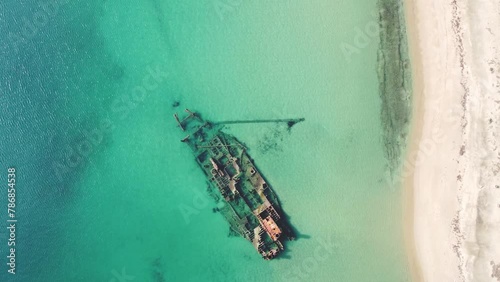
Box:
404;0;500;281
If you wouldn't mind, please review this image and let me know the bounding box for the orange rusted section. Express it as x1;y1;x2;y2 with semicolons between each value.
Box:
261;216;282;241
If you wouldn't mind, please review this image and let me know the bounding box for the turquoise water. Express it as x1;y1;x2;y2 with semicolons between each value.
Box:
0;1;410;281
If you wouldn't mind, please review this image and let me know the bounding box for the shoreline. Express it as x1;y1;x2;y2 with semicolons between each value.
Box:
375;0;420;279
401;0;424;280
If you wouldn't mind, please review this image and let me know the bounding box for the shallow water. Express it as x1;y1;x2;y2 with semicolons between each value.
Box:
0;1;411;281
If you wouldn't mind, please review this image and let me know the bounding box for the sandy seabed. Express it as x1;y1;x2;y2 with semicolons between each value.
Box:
403;0;500;281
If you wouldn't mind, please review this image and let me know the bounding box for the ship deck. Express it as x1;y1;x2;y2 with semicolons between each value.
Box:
175;109;294;259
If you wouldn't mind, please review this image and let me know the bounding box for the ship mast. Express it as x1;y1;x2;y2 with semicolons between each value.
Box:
213;118;305;126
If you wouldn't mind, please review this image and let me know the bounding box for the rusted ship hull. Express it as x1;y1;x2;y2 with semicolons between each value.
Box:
175;109;294;260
